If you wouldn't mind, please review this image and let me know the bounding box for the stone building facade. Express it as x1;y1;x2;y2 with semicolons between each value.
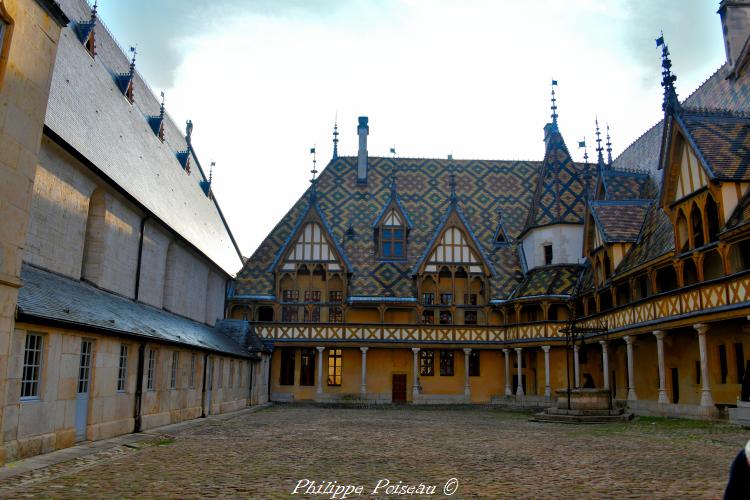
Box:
230;1;750;418
0;0;269;464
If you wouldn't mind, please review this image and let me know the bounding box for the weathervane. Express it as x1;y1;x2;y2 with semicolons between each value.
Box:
550;79;559;125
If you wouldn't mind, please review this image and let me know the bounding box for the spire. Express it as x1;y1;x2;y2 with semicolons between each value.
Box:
309;146;318;200
332;117;339;160
656;33;681;114
550;79;559;126
185;119;193;144
606;124;613;167
128;46;137;77
90;0;98;22
579;137;589;165
200;162;214;196
159;91;165;120
595;117;604;163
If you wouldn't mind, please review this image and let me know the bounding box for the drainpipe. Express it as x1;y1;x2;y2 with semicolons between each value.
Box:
201;353;209;417
134;216;150;301
133;342;146;432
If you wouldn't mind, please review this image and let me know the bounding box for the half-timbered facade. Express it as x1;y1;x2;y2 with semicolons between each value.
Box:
230;1;750;416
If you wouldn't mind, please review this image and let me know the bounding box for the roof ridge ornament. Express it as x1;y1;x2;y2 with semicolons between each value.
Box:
332;116;339;160
200;162;214;196
656;32;681;114
595;117;604;163
606;124;613;167
91;0;98;22
185;119;193;144
550;79;559;126
309;146;318;200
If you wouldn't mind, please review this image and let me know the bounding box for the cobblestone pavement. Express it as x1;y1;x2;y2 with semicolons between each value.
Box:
0;405;747;499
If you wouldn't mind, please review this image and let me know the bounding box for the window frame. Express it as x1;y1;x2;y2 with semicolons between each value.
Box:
327;349;342;386
544;244;553;265
116;344;128;392
146;348;157;391
21;333;44;401
469;350;480;377
170;351;179;390
280;348;296;386
440;350;455;376
419;350;435;376
189;353;196;389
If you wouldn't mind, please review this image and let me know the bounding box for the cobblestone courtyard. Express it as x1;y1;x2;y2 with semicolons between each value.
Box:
0;405;747;498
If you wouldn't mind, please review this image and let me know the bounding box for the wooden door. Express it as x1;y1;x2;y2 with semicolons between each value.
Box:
392;374;406;403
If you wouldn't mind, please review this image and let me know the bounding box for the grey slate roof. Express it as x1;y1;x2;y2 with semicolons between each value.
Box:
46;0;243;276
216;320;269;354
18;264;252;358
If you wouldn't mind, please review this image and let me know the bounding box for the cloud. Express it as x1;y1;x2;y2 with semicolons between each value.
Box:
620;0;722;88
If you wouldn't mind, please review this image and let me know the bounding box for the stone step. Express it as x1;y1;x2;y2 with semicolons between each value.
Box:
544;408;625;417
530;412;634;424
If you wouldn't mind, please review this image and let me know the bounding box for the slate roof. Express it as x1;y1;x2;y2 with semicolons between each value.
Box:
601;168;654;201
215;320;268;355
678;109;750;181
524;124;587;231
589;200;651;243
235;156;548;301
616;204;674;274
47;0;243;275
17;264;253;357
727;190;750;229
511;265;581;299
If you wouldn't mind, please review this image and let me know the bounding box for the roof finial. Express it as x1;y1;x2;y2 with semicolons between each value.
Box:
209;161;214;184
128;46;137;76
185;119;193;144
390;145;396;158
550;79;559;125
578;138;589;165
332;115;339;160
595;117;603;163
656;32;681;114
606;124;613;167
309;146;318;198
91;0;98;21
159;91;165;119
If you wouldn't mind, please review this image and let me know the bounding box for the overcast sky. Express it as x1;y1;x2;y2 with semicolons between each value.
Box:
96;0;725;258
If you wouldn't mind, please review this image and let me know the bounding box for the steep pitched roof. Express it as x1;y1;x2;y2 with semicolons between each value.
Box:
601;168;653;201
512;264;580;299
589;200;651;243
726;189;750;229
47;0;243;275
524;124;587;231
616;204;674;274
235;157;541;301
677;108;750;181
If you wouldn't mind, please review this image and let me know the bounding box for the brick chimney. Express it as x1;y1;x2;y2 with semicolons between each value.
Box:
357;116;369;185
719;0;750;74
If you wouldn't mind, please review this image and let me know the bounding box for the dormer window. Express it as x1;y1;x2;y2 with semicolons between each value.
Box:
125;81;134;104
544;244;553;265
84;30;95;58
378;208;406;259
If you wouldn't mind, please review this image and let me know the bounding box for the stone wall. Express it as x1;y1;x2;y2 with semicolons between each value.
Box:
0;0;65;465
1;323;253;463
24;138;227;325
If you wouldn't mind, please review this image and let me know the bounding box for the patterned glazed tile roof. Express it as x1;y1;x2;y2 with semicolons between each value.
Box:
18;264;252;357
524;125;587;231
235;156;546;301
512;265;581;299
589;200;651;243
678;109;750;181
602;168;653;201
727;190;750;229
616;203;674;274
48;0;243;275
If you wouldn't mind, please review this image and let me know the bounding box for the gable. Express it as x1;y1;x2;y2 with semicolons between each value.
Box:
383;208;403;226
424;226;483;274
674;138;709;201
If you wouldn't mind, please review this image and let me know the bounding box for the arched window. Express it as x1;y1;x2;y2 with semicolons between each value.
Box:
683;258;698;286
705;195;720;243
703;249;724;281
691;202;704;248
602;252;612;280
82;189;106;283
676;210;689;253
379;208;406;259
655;265;678;293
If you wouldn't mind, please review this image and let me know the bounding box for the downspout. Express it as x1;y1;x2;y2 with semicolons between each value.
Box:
201;353;209;417
133;342;146;432
134;216;150;301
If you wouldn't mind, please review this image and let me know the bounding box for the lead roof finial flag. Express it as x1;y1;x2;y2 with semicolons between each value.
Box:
595;117;603;163
606;124;613;167
656;32;681;114
128;46;137;76
332;116;339;160
309;146;318;198
550;79;559;126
